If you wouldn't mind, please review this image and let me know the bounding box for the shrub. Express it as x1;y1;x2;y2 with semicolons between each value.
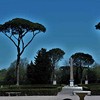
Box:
0;85;61;96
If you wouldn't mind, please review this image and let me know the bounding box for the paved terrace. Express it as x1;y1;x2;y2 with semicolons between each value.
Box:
0;95;99;100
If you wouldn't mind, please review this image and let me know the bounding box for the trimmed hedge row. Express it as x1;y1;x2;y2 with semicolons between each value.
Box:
1;85;60;89
0;85;62;96
0;89;58;96
91;90;100;95
80;84;100;95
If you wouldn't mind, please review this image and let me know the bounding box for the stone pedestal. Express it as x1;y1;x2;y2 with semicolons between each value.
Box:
70;80;74;87
85;80;88;84
53;80;57;85
73;91;91;100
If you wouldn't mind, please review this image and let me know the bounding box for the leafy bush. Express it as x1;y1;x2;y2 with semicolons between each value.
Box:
80;84;100;95
91;90;100;95
83;86;90;91
0;85;62;96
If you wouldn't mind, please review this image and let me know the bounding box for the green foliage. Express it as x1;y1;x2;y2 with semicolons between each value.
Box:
92;64;100;82
47;48;65;83
71;52;94;84
0;18;46;34
0;85;60;96
48;48;65;67
5;58;28;85
57;66;70;84
34;48;52;84
0;69;7;85
95;22;100;30
71;52;94;67
0;69;7;81
5;65;16;85
27;48;52;84
0;18;46;85
27;61;35;84
81;84;100;95
0;89;58;96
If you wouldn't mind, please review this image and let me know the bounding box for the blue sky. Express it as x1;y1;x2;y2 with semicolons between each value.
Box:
0;0;100;69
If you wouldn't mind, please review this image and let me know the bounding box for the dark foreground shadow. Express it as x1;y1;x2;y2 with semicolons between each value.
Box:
63;98;72;100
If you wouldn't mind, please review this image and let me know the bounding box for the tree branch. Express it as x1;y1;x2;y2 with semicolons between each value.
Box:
21;38;24;51
20;31;40;55
13;35;18;40
3;33;17;47
22;30;28;37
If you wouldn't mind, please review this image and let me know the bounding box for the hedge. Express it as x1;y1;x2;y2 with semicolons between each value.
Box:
0;85;62;96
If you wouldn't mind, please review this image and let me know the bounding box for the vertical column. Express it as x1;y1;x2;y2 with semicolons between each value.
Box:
70;57;74;86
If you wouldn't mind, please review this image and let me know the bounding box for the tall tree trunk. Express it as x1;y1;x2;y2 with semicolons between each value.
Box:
16;54;20;86
16;45;21;86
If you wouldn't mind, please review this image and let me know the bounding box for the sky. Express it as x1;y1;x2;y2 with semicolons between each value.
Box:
0;0;100;69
